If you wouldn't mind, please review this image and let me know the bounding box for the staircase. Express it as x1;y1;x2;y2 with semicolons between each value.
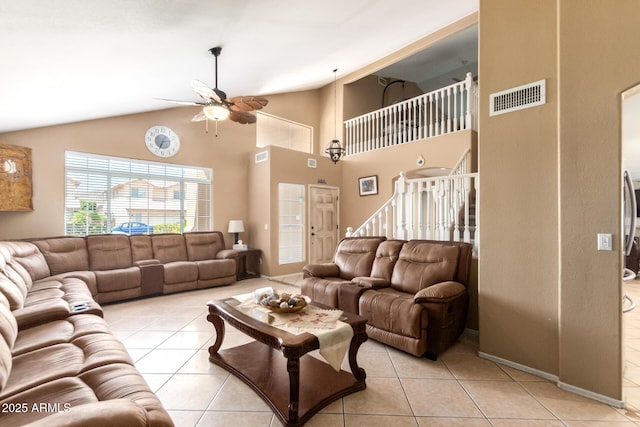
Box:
347;151;479;255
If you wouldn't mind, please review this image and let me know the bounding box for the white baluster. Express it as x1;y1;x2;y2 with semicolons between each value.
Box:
453;84;459;132
407;181;415;239
396;172;407;239
383;206;390;239
463;177;471;243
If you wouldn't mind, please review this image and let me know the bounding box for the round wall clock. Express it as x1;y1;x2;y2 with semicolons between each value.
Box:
144;125;180;157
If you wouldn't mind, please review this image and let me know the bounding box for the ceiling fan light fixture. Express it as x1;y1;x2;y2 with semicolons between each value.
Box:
203;104;230;121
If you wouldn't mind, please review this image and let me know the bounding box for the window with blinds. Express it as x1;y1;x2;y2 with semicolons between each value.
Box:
65;151;212;236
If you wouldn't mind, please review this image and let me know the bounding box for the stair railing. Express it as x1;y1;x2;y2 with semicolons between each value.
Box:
347;154;478;253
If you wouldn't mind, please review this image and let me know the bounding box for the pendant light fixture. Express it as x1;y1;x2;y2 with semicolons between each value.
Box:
325;68;345;164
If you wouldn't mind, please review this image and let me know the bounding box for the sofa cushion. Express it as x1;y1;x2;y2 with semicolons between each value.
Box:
0;294;17;393
333;237;386;280
13;314;111;356
358;288;427;339
151;234;188;263
0;274;27;310
185;232;226;261
195;259;236;280
370;240;405;281
130;235;154;262
94;267;141;293
390;242;460;294
163;261;198;285
1;241;50;282
87;235;133;271
33;237;89;276
1;334;133;399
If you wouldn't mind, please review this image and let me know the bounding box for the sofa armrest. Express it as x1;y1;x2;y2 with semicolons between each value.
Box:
302;263;340;279
134;259;161;267
217;249;239;259
352;276;390;289
414;281;466;303
24;400;149;427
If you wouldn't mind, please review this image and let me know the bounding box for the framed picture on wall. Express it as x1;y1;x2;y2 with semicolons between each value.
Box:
358;175;378;196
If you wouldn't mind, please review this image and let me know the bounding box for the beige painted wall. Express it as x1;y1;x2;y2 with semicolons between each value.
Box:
344;75;423;120
0;90;320;245
248;145;342;277
479;0;560;376
479;0;640;401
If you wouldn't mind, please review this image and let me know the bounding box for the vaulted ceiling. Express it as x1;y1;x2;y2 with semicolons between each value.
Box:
0;0;478;133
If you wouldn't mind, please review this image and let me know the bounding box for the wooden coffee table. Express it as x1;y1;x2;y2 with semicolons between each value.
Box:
207;297;367;427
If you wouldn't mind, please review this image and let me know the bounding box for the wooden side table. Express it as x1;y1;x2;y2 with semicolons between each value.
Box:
236;248;261;280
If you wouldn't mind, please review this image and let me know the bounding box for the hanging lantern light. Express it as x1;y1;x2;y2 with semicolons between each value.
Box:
324;68;345;164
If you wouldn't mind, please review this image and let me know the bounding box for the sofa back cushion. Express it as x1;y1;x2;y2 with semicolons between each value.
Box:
33;237;89;275
87;235;133;271
334;237;386;280
370;240;406;281
2;241;50;281
410;240;474;284
0;246;29;307
0;292;18;392
391;241;460;294
130;235;153;262
184;232;225;261
151;234;188;263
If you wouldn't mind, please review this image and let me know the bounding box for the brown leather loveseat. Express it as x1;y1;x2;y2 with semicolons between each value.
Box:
302;237;473;359
0;231;237;426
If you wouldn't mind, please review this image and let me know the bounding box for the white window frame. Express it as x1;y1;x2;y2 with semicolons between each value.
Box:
278;183;305;264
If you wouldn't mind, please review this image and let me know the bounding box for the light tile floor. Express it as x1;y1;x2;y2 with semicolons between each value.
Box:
102;276;640;426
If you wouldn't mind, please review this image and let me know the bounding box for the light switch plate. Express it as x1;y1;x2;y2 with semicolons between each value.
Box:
597;233;613;251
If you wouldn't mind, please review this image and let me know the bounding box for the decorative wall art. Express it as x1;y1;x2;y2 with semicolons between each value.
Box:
0;143;33;211
358;175;378;196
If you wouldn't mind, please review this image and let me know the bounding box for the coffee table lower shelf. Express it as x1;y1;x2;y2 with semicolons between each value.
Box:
209;341;365;427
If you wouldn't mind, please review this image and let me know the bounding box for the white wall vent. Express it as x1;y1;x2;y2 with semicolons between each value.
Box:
255;150;268;163
490;79;546;116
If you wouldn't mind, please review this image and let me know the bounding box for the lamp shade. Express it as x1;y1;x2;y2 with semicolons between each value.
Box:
228;220;245;233
203;104;230;121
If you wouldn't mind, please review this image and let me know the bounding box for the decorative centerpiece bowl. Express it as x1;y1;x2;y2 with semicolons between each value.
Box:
259;291;308;313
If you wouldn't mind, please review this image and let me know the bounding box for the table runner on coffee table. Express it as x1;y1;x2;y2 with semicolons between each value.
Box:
233;293;353;371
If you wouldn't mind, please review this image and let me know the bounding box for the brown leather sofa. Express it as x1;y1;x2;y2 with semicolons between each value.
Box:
302;237;473;359
0;231;237;426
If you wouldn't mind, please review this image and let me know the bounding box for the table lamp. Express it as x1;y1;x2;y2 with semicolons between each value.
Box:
228;220;245;244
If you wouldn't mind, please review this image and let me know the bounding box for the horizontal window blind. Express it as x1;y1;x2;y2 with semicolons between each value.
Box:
65;151;212;236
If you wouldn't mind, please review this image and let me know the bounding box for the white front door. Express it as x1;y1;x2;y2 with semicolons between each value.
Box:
308;185;339;264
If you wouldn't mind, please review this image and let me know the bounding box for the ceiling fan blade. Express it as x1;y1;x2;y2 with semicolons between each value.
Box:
229;110;256;124
190;80;222;103
154;98;206;106
228;96;269;112
191;110;207;122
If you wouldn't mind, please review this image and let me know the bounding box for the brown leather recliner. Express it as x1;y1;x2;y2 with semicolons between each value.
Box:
301;236;386;307
358;240;473;358
302;238;473;359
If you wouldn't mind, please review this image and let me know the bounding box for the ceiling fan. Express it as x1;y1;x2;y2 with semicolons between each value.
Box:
156;46;268;130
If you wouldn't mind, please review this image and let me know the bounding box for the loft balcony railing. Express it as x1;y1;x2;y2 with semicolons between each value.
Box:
344;72;478;156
